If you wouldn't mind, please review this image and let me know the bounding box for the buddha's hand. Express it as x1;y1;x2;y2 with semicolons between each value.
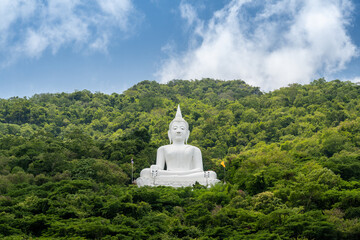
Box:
150;165;160;171
150;165;160;177
205;171;217;179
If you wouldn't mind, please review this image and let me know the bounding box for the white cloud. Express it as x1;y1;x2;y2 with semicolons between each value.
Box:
0;0;36;32
156;0;358;91
97;0;134;31
347;76;360;84
0;0;138;66
179;1;198;26
23;30;49;58
90;34;110;53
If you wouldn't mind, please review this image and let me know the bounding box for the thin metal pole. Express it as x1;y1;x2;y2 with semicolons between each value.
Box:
223;165;226;184
131;158;134;183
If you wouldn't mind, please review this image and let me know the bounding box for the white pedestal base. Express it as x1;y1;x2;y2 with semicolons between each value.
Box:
136;173;220;188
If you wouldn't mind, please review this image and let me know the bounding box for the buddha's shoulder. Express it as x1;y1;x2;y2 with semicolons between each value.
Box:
185;145;201;152
157;145;170;151
158;145;172;148
187;144;199;148
158;145;200;151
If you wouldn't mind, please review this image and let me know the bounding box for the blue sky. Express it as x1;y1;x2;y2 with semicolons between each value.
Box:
0;0;359;99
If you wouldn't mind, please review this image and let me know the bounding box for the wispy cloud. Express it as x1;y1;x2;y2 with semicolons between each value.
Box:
347;76;360;83
179;1;198;26
0;0;139;66
156;0;358;91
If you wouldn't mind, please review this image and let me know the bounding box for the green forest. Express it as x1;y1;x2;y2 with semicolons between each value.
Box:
1;78;360;239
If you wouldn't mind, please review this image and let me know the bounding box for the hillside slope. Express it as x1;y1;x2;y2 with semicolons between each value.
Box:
0;78;359;239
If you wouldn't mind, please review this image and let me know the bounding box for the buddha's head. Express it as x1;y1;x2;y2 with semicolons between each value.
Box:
168;105;190;144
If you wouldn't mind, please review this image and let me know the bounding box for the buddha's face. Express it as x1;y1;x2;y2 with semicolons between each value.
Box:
169;121;189;142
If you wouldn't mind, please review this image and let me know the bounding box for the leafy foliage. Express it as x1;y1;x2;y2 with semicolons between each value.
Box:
0;78;360;239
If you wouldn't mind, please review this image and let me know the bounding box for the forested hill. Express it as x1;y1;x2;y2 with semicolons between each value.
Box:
1;78;360;239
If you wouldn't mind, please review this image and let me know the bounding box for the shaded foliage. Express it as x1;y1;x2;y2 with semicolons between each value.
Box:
0;78;360;239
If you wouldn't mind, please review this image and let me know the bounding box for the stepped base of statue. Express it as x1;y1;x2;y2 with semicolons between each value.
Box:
136;170;220;187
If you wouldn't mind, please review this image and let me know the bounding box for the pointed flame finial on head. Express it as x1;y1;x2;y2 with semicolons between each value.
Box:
175;104;182;119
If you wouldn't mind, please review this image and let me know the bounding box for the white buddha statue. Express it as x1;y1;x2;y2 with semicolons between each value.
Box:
136;105;220;187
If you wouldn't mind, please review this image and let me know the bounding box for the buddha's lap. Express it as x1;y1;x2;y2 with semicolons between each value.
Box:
140;168;217;179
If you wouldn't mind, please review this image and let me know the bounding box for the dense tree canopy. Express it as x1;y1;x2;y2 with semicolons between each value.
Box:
0;78;360;239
